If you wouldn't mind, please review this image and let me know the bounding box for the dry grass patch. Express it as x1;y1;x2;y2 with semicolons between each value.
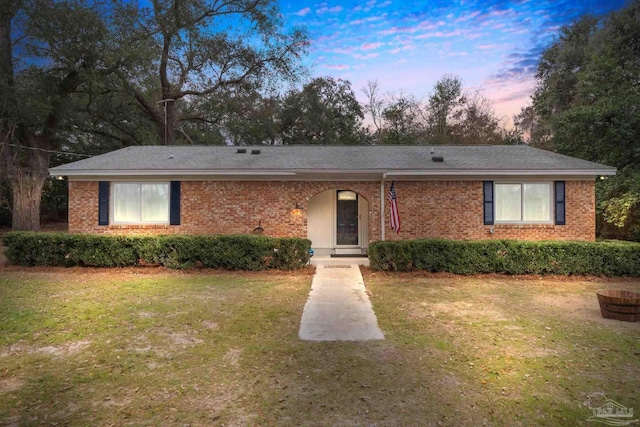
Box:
364;270;640;426
0;267;314;426
1;265;639;426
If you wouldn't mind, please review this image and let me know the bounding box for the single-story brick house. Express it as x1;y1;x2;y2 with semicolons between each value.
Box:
50;145;616;255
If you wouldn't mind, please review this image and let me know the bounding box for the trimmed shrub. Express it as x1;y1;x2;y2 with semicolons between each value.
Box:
2;232;138;267
368;239;640;276
3;232;311;270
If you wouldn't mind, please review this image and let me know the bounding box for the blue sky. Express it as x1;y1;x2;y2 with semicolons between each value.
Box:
279;0;628;126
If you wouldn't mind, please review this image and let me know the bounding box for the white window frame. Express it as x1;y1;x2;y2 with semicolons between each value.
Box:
111;182;170;225
494;181;554;224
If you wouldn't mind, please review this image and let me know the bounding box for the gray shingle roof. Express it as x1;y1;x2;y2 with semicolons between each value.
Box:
50;145;616;177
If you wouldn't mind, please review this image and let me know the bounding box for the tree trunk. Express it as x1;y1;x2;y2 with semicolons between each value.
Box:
10;171;46;231
165;100;175;145
1;132;51;231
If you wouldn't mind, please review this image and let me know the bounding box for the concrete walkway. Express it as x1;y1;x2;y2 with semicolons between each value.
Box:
299;264;384;341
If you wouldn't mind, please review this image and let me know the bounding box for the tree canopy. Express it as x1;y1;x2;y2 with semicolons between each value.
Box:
529;0;640;240
0;0;547;230
280;76;365;145
0;0;309;230
0;0;131;230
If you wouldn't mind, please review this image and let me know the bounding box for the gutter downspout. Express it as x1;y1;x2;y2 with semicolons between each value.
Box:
381;173;386;241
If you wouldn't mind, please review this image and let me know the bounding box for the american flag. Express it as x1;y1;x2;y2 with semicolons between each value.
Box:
387;180;401;234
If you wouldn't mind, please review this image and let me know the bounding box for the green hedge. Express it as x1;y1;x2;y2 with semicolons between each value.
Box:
2;232;311;270
368;239;640;276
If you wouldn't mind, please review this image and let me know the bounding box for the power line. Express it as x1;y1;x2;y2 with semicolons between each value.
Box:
3;142;93;158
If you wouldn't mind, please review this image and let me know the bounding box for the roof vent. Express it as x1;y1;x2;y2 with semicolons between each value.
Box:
251;149;261;155
168;154;174;159
432;156;444;162
430;147;435;155
237;148;247;154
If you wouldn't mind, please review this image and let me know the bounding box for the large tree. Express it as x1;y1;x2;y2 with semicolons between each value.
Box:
216;86;282;145
427;74;466;144
361;80;385;145
0;0;124;230
531;0;640;240
117;0;308;146
280;77;365;145
0;0;308;230
450;91;505;145
380;92;425;145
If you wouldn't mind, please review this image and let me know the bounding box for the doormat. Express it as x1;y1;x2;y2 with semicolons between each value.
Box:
324;265;352;268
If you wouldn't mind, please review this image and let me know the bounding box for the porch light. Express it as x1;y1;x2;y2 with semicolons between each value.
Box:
292;202;303;215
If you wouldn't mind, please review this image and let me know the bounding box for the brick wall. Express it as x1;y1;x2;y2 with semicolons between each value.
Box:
68;179;596;241
383;180;595;241
68;180;382;240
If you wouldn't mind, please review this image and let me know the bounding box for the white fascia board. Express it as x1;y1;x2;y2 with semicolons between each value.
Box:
387;169;616;177
53;167;616;180
50;169;297;177
54;169;387;181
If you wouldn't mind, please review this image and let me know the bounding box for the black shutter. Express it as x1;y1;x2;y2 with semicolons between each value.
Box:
170;181;181;225
483;181;494;225
555;181;566;225
98;181;109;226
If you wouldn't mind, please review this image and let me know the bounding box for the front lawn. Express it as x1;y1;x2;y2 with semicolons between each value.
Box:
364;271;640;426
0;267;638;426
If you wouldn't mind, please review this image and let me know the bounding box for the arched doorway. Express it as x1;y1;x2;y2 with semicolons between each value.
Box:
307;189;369;255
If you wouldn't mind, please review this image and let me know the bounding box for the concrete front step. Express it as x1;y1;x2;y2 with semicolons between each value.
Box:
310;256;370;267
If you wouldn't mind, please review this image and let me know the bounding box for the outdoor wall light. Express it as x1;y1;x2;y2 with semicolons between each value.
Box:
292;202;303;215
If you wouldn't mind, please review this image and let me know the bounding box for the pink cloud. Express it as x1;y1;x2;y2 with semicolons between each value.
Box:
482;78;536;128
415;29;463;39
489;9;512;18
389;44;415;54
333;47;355;54
294;7;311;17
353;52;380;59
478;44;499;50
325;64;350;70
378;19;444;36
350;14;386;25
455;11;480;24
360;42;384;51
417;19;445;28
317;5;343;14
379;26;415;36
505;27;530;35
315;32;340;43
465;32;484;40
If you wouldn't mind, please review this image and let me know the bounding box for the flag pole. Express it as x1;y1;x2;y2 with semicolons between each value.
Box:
380;174;386;241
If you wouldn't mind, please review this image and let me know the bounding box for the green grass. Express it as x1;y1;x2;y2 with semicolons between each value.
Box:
0;267;639;426
365;271;640;426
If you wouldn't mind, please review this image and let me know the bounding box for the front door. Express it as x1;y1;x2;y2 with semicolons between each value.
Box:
336;190;358;246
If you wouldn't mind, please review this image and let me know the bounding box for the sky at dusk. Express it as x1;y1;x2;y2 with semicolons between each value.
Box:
279;0;628;126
